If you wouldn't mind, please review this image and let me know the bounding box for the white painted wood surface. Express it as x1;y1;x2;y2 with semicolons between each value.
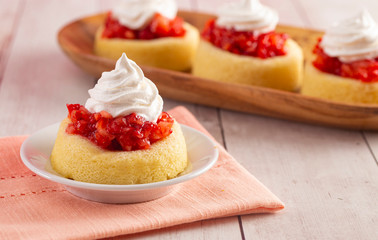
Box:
0;0;21;82
0;0;377;239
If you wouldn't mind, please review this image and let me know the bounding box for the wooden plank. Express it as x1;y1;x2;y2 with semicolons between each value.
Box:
158;0;241;230
0;0;21;56
164;2;241;236
93;2;240;239
97;0;118;11
119;217;241;240
97;0;194;12
221;0;378;239
263;0;306;28
176;0;194;11
0;0;22;83
195;0;304;27
0;0;98;136
293;0;378;30
108;0;239;237
195;0;226;13
222;111;378;239
362;131;378;165
294;0;378;167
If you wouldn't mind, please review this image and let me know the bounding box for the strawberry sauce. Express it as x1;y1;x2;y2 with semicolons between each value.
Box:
201;19;289;59
102;12;186;40
313;38;378;83
65;104;174;151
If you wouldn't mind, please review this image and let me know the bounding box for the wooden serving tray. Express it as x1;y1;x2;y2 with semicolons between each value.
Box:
57;11;378;130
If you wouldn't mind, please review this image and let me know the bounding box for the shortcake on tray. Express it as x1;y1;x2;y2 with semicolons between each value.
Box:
302;10;378;104
94;0;199;71
192;0;303;91
50;53;187;185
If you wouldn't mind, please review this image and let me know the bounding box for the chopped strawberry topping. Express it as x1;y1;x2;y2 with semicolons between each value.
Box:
201;19;289;59
102;12;186;40
65;104;174;151
312;38;378;83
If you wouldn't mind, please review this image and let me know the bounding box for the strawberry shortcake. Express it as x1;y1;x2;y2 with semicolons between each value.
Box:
94;0;199;71
50;54;187;184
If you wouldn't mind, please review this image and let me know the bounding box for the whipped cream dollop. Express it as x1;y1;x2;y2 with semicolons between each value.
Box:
85;53;163;122
321;10;378;63
215;0;278;36
111;0;178;29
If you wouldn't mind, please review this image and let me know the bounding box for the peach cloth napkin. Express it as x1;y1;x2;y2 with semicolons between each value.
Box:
0;106;284;239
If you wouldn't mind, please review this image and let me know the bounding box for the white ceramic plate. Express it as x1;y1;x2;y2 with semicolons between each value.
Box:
20;123;219;204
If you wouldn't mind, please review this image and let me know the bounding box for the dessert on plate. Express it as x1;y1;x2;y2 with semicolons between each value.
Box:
192;0;303;91
94;0;199;71
302;10;378;104
50;53;187;185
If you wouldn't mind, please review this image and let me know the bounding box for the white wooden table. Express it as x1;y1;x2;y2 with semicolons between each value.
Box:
1;0;377;239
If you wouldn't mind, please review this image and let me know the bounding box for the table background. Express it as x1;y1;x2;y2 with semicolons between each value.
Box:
1;0;377;239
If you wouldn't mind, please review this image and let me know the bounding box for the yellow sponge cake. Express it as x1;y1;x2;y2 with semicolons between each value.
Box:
192;39;303;91
95;23;199;71
302;63;378;104
51;118;187;185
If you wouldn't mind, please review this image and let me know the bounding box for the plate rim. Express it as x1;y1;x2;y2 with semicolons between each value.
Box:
20;123;219;191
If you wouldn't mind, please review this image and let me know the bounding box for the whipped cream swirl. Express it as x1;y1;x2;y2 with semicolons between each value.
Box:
85;53;163;122
321;10;378;63
111;0;178;29
215;0;278;36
